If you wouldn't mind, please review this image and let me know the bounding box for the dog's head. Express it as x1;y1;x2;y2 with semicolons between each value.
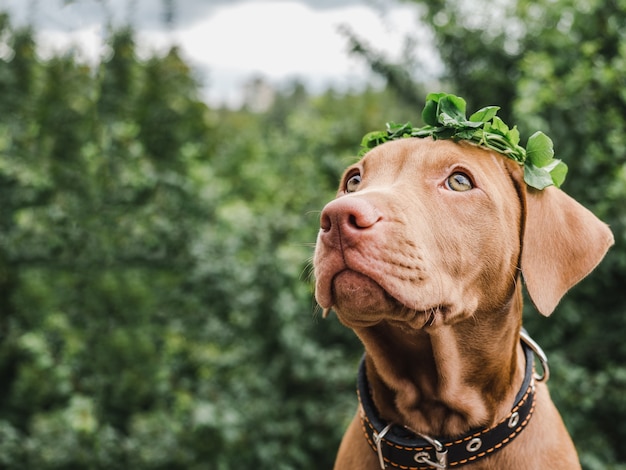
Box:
313;138;613;328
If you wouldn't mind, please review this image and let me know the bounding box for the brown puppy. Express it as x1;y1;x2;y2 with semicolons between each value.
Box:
314;138;613;469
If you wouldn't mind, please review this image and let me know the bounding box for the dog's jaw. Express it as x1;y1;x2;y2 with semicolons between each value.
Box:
322;269;457;329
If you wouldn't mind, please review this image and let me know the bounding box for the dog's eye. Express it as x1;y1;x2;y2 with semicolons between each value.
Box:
345;174;362;193
446;172;473;192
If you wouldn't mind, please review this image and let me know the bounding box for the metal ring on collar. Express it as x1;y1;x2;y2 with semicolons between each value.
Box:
466;437;482;452
520;329;550;382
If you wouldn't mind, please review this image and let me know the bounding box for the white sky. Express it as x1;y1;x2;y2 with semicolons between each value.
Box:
0;0;442;107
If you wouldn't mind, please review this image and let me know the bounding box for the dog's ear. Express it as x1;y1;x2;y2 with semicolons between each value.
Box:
521;186;614;316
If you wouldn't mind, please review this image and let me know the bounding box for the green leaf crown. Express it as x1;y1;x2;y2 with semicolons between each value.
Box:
359;92;567;190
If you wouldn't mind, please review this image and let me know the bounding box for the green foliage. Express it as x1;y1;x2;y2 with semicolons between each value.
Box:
360;92;566;189
0;13;418;469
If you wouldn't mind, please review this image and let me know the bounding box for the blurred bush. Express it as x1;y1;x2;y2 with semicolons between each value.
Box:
0;12;418;469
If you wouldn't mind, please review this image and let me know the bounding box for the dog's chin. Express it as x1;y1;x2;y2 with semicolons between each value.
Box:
330;270;395;327
329;270;438;329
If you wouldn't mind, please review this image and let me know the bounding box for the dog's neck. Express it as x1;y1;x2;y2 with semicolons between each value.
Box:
352;288;525;438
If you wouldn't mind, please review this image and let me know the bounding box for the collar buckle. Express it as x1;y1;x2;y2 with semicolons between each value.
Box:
413;432;448;469
414;451;447;469
373;424;393;469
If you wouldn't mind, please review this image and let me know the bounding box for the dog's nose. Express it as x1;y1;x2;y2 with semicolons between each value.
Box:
320;197;381;245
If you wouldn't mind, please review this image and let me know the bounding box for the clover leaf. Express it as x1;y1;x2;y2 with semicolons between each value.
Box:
358;92;567;190
549;161;568;187
526;131;554;167
524;164;555;190
469;106;500;123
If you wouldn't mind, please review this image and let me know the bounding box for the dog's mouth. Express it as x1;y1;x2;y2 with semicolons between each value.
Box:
325;269;447;329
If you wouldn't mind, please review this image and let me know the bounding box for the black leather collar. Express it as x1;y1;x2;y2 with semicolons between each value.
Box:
357;330;540;469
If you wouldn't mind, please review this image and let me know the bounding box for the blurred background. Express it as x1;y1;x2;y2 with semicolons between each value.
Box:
0;0;624;468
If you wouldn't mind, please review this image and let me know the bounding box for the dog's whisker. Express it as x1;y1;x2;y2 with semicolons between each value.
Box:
311;301;325;319
292;241;318;249
301;264;315;283
424;308;437;328
510;263;522;288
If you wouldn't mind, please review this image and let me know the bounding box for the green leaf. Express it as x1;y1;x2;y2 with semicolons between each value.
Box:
439;112;462;127
387;122;413;139
432;127;456;140
438;95;467;124
360;130;384;146
524;163;554;190
469;106;500;123
455;128;479;140
411;127;436;138
526;131;554;167
387;121;411;132
488;116;510;135
549;160;568;188
422;99;439;126
425;92;448;103
359;131;388;155
507;126;521;146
